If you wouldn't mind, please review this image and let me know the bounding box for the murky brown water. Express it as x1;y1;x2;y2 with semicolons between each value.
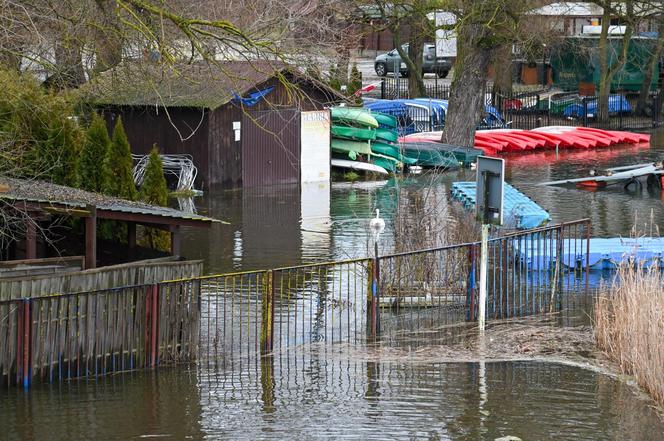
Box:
3;135;664;439
2;356;663;441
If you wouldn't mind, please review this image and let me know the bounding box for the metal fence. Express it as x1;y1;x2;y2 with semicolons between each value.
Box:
375;77;663;131
1;220;591;387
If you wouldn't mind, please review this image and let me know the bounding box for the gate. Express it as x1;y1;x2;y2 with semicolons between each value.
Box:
241;109;301;187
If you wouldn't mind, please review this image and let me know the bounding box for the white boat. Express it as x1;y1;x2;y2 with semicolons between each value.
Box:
538;163;663;188
331;159;389;175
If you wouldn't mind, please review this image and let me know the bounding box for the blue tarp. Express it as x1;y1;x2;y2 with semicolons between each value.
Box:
563;94;632;118
232;86;275;106
451;181;551;229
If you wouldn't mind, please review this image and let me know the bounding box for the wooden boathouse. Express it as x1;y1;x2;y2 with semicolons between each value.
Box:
0;177;218;269
85;61;343;189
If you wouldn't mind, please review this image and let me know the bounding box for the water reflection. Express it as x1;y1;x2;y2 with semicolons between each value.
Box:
4;354;662;440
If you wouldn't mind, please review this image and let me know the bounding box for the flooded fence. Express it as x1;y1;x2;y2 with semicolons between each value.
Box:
1;220;590;387
1;281;200;388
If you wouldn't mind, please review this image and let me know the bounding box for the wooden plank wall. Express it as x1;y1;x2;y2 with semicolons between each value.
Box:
0;259;203;301
0;279;201;388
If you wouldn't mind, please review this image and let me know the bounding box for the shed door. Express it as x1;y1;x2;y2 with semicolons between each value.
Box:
242;109;301;187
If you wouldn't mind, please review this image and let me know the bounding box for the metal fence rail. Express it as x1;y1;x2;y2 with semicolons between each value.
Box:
1;220;591;388
375;220;590;339
376;78;662;131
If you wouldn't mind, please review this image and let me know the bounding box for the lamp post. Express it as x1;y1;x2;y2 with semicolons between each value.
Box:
369;209;385;336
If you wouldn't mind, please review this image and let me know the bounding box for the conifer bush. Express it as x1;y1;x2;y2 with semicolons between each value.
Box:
138;146;170;252
105;117;137;200
80;113;111;193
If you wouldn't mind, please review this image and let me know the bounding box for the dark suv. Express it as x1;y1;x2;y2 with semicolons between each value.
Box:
374;43;452;78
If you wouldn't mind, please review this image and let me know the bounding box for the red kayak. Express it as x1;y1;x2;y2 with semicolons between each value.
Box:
476;132;532;151
474;138;505;152
570;131;611;147
574;127;623;144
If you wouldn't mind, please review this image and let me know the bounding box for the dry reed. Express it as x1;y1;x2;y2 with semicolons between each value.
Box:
594;262;664;406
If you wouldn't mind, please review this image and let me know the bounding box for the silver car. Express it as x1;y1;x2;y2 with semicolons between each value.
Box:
374;43;452;78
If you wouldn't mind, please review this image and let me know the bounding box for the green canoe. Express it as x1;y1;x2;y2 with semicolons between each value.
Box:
401;143;460;169
331;139;372;160
331;107;379;128
372;112;398;128
331;125;376;141
375;128;399;144
369;152;407;173
371;142;417;165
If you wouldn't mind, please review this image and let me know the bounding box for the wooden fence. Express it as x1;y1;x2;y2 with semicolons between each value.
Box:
0;280;200;388
0;258;203;301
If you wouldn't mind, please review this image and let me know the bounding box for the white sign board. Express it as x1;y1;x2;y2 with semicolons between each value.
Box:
435;12;457;58
476;156;505;226
300;110;331;183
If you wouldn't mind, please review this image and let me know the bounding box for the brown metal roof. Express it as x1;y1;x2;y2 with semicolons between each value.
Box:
0;177;220;227
83;60;342;110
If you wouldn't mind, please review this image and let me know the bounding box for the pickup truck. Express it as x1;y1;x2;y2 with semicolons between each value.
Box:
374;43;452;78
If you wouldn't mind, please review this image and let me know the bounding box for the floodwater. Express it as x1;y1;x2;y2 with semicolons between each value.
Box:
181;131;664;274
3;356;664;440
3;135;664;439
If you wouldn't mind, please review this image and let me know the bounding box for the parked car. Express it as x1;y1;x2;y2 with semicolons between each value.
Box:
374;43;452;78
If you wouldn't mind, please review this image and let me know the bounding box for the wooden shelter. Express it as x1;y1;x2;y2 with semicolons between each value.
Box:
85;61;344;189
0;177;219;269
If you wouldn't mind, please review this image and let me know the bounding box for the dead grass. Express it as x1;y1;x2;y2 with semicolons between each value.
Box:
595;263;664;406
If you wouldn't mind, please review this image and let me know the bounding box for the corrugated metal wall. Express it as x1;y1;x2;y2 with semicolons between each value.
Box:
241;109;301;187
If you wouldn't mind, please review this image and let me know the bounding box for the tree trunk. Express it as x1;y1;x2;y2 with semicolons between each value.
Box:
394;32;425;98
93;0;123;73
597;6;611;122
440;23;492;147
491;45;514;111
636;24;664;115
597;2;633;123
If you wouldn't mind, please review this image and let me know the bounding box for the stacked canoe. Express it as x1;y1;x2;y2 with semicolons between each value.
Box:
331;107;462;175
331;107;403;175
405;126;650;156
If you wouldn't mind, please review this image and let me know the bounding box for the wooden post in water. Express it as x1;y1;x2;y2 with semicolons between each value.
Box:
85;206;97;269
151;284;159;367
260;270;274;354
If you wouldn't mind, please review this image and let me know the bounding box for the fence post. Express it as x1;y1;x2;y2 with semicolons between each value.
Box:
380;80;385;100
145;284;160;368
585;221;591;295
467;244;477;322
619;94;623;129
260;270;274;354
16;298;32;389
366;260;377;337
583;98;588;127
151;284;160;367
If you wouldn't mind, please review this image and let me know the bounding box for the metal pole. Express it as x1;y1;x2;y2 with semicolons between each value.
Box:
478;224;489;331
374;240;381;335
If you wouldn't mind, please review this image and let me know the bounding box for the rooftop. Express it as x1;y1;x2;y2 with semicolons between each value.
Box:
83;60;342;109
0;177;219;227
